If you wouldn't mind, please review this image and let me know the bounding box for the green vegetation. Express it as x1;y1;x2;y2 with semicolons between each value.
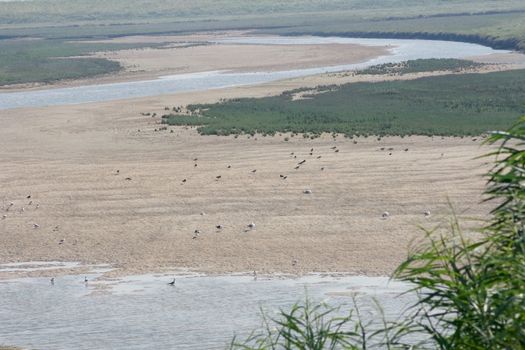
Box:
0;0;524;51
2;1;523;27
0;39;163;85
162;69;525;137
356;59;484;76
230;117;525;349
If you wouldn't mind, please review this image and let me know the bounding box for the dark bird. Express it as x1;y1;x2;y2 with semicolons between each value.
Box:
193;230;200;239
389;153;392;156
290;152;294;155
294;156;297;159
331;146;337;150
251;169;257;173
50;278;55;285
216;225;223;230
321;167;325;171
84;277;88;283
116;170;120;174
335;149;340;153
310;148;314;152
227;165;231;169
193;158;198;161
279;174;284;178
194;164;198;167
404;148;409;152
317;156;322;159
216;175;222;179
309;152;313;156
294;166;300;170
182;179;187;183
168;278;175;286
298;160;306;165
125;177;132;181
282;176;287;180
26;195;31;199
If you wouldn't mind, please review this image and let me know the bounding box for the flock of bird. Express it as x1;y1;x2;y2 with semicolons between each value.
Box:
5;141;433;288
1;143;432;242
1;194;41;226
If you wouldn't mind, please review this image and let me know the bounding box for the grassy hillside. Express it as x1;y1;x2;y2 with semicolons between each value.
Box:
0;0;524;52
162;68;525;137
1;0;524;26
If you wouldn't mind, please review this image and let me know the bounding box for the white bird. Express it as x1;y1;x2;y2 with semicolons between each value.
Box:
33;223;40;229
50;278;55;285
168;278;175;286
303;189;312;194
248;222;256;229
424;210;431;217
381;212;390;219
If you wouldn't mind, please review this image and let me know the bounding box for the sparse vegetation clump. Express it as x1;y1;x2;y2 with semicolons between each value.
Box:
162;69;525;138
356;58;484;75
229;117;525;349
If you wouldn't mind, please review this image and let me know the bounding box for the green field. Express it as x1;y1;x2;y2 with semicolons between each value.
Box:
162;69;525;137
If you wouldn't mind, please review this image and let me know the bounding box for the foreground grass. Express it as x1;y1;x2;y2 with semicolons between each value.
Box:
162;68;525;137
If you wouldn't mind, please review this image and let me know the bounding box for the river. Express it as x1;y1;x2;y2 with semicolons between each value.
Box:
0;36;508;110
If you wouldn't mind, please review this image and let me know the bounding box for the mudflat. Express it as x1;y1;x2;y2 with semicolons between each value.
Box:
0;79;492;277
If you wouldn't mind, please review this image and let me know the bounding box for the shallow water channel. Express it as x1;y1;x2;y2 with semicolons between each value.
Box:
0;36;508;110
0;262;413;349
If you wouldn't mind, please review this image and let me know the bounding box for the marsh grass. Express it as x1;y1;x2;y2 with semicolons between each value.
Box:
163;70;525;138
